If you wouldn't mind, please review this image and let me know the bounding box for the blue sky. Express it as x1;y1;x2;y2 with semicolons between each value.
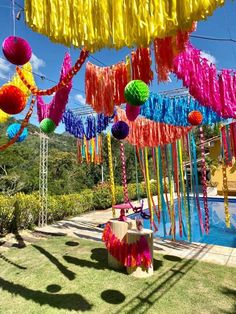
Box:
0;0;236;134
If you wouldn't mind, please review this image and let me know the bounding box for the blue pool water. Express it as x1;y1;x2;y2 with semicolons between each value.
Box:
129;197;236;248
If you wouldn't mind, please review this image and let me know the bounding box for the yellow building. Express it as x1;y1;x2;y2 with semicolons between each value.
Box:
207;137;236;196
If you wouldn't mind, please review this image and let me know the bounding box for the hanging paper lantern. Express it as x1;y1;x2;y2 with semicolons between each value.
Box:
111;121;129;140
124;80;149;106
126;103;140;121
40;118;56;134
0;85;27;114
2;36;32;66
7;123;28;142
188;110;203;126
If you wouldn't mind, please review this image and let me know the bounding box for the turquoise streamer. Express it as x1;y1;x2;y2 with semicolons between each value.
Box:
140;93;224;126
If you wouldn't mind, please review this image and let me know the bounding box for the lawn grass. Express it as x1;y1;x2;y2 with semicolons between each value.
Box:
0;236;235;314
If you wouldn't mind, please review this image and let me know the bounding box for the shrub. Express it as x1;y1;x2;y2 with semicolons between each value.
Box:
0;181;156;234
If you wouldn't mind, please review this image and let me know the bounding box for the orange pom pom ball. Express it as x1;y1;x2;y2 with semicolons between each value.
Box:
188;110;203;126
0;85;26;115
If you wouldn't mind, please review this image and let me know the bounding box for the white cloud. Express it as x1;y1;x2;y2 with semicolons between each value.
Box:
75;94;86;105
30;53;45;72
0;58;11;79
200;51;217;65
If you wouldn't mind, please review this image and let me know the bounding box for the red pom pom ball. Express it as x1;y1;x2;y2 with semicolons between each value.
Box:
188;111;203;126
0;85;27;114
2;36;32;65
126;104;140;121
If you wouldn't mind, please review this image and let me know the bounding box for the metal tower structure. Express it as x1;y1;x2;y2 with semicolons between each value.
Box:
39;131;49;227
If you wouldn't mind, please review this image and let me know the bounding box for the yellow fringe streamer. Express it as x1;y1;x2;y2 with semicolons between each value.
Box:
0;63;35;123
107;132;116;217
222;162;230;228
25;0;225;51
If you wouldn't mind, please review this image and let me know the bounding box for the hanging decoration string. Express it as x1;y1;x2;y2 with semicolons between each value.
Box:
107;132;116;217
199;126;210;233
190;132;204;235
222;162;231;228
16;49;88;96
0;97;35;151
120;142;129;203
177;139;191;241
172;142;183;238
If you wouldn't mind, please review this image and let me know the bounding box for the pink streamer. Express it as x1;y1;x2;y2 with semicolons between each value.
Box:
173;44;236;119
37;53;72;125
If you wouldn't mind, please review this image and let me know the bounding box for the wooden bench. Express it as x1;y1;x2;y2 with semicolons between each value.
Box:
218;181;236;196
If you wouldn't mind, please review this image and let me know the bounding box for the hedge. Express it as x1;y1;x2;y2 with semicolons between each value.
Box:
0;182;158;235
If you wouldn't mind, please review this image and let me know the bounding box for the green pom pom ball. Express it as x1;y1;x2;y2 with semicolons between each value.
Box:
124;80;149;106
40;118;56;134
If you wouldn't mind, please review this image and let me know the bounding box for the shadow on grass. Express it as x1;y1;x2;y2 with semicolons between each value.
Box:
220;287;236;313
13;232;26;249
33;245;76;281
114;245;210;314
0;253;27;270
65;241;80;247
64;247;126;274
46;284;62;293
101;289;126;304
163;255;182;262
0;277;92;311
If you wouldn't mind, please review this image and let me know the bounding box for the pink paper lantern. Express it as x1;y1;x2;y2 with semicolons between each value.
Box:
126;103;140;121
2;36;32;65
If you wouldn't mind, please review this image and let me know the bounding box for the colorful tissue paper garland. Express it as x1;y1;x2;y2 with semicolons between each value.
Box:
77;135;102;164
173;43;236;119
63;110;111;139
25;0;225;51
140;93;224;126
153;25;195;82
85;61;128;116
102;222;152;268
116;108;192;148
37;53;72;126
131;48;153;85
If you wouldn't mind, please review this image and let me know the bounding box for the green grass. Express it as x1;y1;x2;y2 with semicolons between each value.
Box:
0;236;235;314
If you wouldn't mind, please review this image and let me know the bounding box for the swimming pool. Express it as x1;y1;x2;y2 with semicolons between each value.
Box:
129;197;236;248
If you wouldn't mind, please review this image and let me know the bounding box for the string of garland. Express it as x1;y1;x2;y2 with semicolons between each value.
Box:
116;108;192;147
37;53;72;126
177;139;191;241
190;132;204;235
63;109;111;140
107;132;116;217
199;127;209;233
25;0;224;51
120;143;129;203
16;49;88;96
131;48;153;84
144;147;154;228
102;222;152;268
153;25;194;82
222;162;231;228
173;43;236;119
140;93;224;126
85;61;128;116
0;97;35;151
